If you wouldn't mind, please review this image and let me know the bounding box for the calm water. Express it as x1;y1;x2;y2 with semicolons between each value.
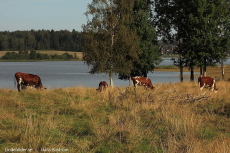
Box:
0;58;229;90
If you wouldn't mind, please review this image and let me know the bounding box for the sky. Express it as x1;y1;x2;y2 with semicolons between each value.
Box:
0;0;92;32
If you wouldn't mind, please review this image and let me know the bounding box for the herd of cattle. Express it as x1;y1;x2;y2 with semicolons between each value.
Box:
14;72;218;92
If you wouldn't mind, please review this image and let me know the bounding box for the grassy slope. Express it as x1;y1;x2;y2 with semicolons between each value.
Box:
0;81;230;153
1;51;230;152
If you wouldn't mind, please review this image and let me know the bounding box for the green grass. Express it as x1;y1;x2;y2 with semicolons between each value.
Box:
0;82;230;152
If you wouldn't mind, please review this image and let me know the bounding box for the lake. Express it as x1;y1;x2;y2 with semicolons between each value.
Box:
0;58;229;90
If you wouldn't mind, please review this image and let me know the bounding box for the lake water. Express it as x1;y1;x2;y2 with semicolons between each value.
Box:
0;58;229;90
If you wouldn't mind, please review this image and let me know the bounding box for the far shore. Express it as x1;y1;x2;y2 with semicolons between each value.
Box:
1;50;229;80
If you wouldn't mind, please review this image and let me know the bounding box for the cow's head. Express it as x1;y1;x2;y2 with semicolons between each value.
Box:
35;84;47;90
149;86;155;90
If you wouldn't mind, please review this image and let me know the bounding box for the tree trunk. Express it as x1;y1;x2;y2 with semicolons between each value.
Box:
129;77;133;86
109;72;114;87
221;59;225;80
190;67;194;81
179;54;183;82
142;70;147;77
203;59;207;77
200;65;203;76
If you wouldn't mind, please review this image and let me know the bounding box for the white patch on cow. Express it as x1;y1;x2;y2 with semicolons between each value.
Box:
19;78;23;84
211;79;215;91
134;80;140;88
200;83;205;91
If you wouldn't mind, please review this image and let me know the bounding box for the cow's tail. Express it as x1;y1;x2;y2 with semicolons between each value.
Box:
14;74;17;88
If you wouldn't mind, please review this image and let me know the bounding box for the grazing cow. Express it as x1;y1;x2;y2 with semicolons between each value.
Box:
131;77;154;89
14;72;46;92
96;81;108;92
198;76;218;92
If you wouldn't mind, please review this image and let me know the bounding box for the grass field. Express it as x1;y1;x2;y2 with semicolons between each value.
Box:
0;56;230;152
0;81;230;153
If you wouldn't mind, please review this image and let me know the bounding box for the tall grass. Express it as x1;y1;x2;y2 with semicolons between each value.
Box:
0;82;230;153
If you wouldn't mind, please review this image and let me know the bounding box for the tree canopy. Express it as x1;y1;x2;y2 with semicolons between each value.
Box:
0;29;83;52
118;0;161;80
83;0;162;86
82;0;141;87
154;0;230;81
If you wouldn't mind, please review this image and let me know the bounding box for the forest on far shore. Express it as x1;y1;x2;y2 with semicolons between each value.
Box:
0;29;83;52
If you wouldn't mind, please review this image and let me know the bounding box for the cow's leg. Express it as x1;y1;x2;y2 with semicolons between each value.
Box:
17;78;24;92
96;85;102;91
17;83;21;92
200;86;204;91
99;86;102;92
134;83;137;89
211;80;216;92
21;83;26;90
134;80;140;89
200;83;205;91
210;83;215;92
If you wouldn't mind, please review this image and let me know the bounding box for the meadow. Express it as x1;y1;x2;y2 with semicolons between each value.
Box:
0;80;230;153
0;51;230;152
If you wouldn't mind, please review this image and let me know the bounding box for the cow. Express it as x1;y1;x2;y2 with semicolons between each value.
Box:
96;81;108;92
131;77;155;89
14;72;46;92
198;76;218;92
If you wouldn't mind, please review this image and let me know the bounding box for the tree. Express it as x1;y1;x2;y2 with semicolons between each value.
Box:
30;49;37;59
154;0;186;82
82;0;140;87
119;0;161;80
154;0;230;81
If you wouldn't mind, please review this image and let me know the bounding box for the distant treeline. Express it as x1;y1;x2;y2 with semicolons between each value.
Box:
1;50;75;60
0;29;83;51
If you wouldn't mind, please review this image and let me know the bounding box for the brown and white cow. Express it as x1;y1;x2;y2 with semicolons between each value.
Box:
131;77;155;89
96;81;108;92
14;72;46;92
198;76;218;92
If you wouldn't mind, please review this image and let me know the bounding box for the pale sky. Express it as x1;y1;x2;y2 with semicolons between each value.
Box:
0;0;92;32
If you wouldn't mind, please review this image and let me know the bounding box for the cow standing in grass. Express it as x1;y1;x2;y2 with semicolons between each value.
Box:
198;76;218;92
14;72;46;92
96;81;108;92
131;77;155;89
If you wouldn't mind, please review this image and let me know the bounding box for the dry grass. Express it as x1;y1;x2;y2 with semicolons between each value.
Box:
156;65;230;81
0;81;230;152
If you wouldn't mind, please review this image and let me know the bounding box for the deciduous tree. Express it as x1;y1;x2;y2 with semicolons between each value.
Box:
82;0;140;87
119;0;161;80
154;0;230;81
